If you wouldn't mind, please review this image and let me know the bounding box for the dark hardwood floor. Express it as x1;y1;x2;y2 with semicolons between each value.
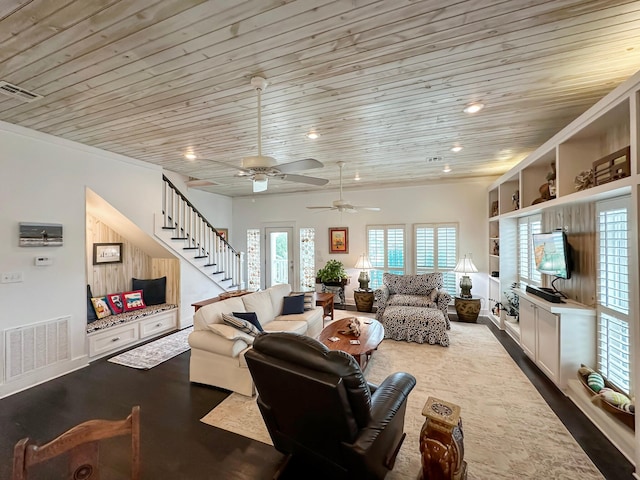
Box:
0;320;634;479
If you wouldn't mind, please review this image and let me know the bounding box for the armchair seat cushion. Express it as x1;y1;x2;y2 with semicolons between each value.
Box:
388;293;437;308
381;306;449;346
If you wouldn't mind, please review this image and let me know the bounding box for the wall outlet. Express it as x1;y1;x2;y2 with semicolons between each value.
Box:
1;272;23;283
35;256;53;266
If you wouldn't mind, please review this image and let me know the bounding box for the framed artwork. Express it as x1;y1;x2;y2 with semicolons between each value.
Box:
329;227;349;254
93;243;123;265
19;222;63;247
218;228;228;242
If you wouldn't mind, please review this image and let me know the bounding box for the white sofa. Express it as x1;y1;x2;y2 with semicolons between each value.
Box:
188;284;323;396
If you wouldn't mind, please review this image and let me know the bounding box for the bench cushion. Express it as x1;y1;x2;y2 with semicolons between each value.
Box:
87;303;177;333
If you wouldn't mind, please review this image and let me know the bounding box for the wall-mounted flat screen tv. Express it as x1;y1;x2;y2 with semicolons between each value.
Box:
532;231;572;279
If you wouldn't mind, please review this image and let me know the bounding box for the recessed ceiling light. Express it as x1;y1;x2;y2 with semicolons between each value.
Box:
306;131;319;139
463;102;484;114
184;152;197;160
354;174;361;181
451;145;463;153
443;165;452;173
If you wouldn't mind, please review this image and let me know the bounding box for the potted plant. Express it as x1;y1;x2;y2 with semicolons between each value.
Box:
316;260;348;286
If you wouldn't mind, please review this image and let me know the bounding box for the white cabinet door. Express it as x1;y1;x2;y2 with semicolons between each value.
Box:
519;299;536;360
536;307;560;383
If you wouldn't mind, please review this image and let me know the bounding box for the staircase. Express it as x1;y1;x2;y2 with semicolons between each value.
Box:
156;175;243;291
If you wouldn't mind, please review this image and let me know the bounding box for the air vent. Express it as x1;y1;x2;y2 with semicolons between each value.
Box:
426;156;443;163
0;81;43;102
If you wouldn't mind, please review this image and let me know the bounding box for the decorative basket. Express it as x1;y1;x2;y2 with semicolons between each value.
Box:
578;366;635;430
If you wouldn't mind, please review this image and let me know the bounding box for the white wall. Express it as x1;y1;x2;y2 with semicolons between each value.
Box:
232;179;493;303
0;122;232;397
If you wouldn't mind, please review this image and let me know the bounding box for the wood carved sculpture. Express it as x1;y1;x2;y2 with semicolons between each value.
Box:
338;317;361;337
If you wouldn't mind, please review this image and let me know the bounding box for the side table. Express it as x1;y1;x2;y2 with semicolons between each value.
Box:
315;292;334;325
454;296;481;323
353;290;374;312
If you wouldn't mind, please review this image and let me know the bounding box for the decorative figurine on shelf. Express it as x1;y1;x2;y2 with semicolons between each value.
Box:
491;200;499;217
492;240;499;256
546;162;557;198
512;190;519;209
574;169;594;191
531;182;552;205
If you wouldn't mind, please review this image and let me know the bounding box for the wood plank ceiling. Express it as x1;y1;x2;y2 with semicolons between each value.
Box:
1;0;640;197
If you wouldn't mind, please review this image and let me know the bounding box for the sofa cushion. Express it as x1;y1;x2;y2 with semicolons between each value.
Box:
388;293;438;308
264;320;308;335
242;290;275;325
268;284;293;316
222;313;261;337
282;294;305;315
291;291;314;310
383;272;443;295
193;296;246;330
208;323;255;344
233;311;263;332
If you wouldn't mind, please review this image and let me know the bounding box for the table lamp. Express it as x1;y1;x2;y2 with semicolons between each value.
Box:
453;254;478;298
354;254;373;290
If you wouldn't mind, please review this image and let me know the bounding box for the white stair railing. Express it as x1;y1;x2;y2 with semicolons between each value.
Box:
161;175;243;289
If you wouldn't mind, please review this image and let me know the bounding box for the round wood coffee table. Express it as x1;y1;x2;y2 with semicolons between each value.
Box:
318;317;384;370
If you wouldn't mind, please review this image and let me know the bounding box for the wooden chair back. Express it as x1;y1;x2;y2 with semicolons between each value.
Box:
12;406;140;480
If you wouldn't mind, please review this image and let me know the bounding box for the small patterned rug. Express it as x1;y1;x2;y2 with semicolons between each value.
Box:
108;327;193;370
200;320;603;479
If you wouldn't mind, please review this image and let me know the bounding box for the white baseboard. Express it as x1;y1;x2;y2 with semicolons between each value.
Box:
0;356;88;399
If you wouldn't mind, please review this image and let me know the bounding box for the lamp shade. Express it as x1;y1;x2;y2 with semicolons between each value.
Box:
354;254;372;270
453;256;478;274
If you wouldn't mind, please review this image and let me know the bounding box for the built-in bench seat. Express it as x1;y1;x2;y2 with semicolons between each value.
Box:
87;304;179;359
86;303;178;333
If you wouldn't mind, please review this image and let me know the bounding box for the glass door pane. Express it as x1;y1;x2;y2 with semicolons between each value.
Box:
265;227;293;287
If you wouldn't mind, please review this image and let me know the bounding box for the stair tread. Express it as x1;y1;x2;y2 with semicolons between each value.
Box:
171;237;188;240
183;247;198;250
162;226;176;230
194;255;207;259
203;263;216;267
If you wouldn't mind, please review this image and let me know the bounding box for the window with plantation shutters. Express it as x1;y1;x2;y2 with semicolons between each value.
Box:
596;197;630;394
415;223;458;296
367;225;405;289
518;215;541;285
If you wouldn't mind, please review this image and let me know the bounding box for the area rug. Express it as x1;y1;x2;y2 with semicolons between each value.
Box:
108;327;193;369
200;321;603;479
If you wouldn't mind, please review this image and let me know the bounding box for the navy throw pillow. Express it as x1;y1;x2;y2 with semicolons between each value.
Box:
232;311;263;332
87;285;98;323
132;277;166;305
281;294;305;315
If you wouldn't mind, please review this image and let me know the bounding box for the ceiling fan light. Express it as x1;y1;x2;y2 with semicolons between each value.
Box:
253;175;268;192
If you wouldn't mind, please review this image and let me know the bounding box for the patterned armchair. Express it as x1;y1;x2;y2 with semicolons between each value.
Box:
374;273;451;345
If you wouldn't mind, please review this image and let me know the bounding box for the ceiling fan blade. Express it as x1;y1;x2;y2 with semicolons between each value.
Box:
276;158;323;173
353;206;381;211
280;174;329;186
198;158;253;174
306;206;335;210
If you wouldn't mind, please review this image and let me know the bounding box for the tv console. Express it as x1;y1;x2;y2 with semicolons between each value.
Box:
525;285;564;303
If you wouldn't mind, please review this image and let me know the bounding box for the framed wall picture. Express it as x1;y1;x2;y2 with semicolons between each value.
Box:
329;227;349;254
93;243;123;265
19;222;63;247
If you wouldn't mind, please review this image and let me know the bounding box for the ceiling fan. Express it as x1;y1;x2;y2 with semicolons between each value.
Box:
191;76;329;193
306;161;381;213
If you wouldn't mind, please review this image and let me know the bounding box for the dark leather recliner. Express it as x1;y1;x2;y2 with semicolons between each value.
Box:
245;332;416;479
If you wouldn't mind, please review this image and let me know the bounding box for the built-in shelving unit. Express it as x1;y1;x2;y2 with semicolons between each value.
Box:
487;69;640;470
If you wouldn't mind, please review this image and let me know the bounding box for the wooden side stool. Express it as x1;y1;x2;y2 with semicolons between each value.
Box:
419;396;467;480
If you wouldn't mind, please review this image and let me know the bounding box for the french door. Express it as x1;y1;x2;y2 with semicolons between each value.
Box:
265;227;294;288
